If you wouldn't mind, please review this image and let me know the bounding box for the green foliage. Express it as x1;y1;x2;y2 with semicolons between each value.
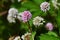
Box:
47;31;58;37
39;31;59;40
30;32;36;40
39;34;59;40
32;0;45;5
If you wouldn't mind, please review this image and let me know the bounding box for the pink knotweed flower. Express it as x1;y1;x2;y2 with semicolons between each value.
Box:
45;22;53;31
40;2;50;12
22;11;32;23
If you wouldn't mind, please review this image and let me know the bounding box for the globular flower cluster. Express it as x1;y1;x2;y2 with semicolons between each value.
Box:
21;32;31;40
52;0;60;9
11;0;21;3
40;2;50;12
14;36;21;40
21;11;32;23
7;8;18;23
33;16;45;27
18;0;21;2
17;12;23;21
45;22;53;31
8;36;21;40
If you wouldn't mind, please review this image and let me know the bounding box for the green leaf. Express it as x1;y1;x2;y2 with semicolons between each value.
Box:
18;7;27;12
33;0;45;5
21;1;38;9
47;31;58;37
39;34;59;40
30;31;36;40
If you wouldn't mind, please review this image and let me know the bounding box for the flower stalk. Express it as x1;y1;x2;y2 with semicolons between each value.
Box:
27;21;32;33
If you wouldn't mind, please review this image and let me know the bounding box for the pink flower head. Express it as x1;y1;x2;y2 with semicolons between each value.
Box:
22;11;32;23
40;2;50;12
45;22;53;31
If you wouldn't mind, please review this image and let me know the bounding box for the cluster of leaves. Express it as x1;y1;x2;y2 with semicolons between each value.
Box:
0;0;60;40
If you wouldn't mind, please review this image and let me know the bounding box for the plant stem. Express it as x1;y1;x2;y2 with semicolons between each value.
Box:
27;21;32;33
